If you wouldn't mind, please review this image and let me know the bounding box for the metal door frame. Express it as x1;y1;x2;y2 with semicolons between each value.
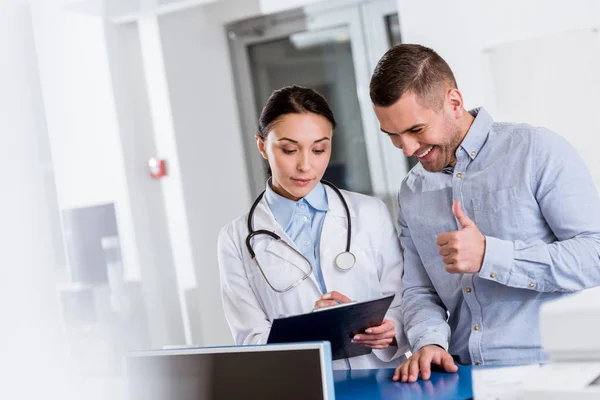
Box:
361;0;409;216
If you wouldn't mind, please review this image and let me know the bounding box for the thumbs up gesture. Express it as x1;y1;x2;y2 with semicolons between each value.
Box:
436;200;486;274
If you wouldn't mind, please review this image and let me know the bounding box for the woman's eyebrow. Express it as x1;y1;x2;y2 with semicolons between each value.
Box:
277;137;298;143
277;137;331;143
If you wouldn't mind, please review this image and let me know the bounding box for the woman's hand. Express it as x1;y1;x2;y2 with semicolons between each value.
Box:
313;293;396;349
313;291;351;309
352;319;396;349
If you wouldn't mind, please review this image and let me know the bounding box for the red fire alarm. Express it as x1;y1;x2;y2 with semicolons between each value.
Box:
148;157;167;179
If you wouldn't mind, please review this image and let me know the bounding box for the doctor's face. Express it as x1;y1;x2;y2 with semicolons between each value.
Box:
256;112;332;201
373;90;464;172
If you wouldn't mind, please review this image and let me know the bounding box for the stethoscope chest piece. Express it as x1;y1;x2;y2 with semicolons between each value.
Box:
335;251;356;271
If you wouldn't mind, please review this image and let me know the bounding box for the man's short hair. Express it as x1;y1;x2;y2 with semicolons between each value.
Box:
369;44;457;109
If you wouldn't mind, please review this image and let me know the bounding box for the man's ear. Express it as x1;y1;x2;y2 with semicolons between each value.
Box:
447;88;464;117
255;134;268;160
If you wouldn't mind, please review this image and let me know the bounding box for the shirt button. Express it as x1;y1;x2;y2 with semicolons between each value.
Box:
299;203;306;209
471;151;476;157
301;216;308;222
529;282;535;288
304;240;310;246
490;272;497;278
456;172;463;179
474;324;480;331
465;287;472;293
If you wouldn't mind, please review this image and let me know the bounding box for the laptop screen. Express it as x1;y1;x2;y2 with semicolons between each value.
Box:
126;344;332;400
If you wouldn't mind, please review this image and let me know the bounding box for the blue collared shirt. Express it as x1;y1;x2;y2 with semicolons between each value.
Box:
265;181;329;294
399;107;600;365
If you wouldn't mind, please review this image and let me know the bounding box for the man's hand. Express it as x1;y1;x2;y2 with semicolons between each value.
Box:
313;291;351;309
352;319;396;349
436;200;486;274
393;345;458;382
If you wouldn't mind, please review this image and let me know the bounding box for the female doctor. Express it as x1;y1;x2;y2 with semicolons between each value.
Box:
217;85;408;370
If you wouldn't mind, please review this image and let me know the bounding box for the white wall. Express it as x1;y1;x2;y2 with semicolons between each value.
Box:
31;1;141;280
395;0;600;113
489;29;600;190
103;20;189;347
156;0;259;345
0;1;66;398
31;1;187;347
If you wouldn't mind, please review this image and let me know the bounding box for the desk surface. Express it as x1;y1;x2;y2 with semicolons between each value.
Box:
333;365;473;400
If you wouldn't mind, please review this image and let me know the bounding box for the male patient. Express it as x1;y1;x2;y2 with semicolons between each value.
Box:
369;44;600;382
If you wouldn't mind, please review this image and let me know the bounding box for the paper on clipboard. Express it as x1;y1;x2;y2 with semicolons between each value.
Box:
267;294;395;360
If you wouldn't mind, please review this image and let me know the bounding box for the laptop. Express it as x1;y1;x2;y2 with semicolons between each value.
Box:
126;342;335;400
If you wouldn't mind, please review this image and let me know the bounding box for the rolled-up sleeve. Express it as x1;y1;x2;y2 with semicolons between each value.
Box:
479;129;600;292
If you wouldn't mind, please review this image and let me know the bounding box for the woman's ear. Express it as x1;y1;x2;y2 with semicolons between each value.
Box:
255;134;268;160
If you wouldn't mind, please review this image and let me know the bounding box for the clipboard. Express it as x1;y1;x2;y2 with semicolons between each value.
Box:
267;294;395;360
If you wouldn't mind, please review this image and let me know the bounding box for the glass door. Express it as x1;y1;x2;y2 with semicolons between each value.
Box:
228;0;402;204
247;26;372;195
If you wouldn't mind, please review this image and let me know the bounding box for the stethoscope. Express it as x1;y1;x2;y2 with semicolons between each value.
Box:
245;180;356;293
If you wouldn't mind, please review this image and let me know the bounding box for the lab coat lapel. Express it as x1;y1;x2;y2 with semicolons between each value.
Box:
252;196;321;291
320;186;355;273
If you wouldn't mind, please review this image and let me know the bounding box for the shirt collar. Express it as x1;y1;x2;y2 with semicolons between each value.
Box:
458;107;494;161
303;181;328;211
264;180;328;229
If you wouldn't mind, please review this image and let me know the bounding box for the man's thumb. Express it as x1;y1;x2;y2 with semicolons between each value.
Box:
453;200;474;229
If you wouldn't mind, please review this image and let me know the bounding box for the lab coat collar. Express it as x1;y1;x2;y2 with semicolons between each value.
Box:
253;183;355;230
325;184;356;219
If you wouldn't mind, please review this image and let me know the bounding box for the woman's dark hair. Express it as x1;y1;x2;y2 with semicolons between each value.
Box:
258;85;336;138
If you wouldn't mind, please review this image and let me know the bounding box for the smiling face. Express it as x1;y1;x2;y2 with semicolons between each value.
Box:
373;89;467;173
256;112;332;201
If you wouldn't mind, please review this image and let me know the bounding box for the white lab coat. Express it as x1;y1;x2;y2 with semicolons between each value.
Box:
217;185;409;370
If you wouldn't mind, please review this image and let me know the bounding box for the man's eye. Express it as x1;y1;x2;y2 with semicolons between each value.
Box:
410;128;423;134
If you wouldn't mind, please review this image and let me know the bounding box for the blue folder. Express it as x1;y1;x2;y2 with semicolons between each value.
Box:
267;294;395;360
